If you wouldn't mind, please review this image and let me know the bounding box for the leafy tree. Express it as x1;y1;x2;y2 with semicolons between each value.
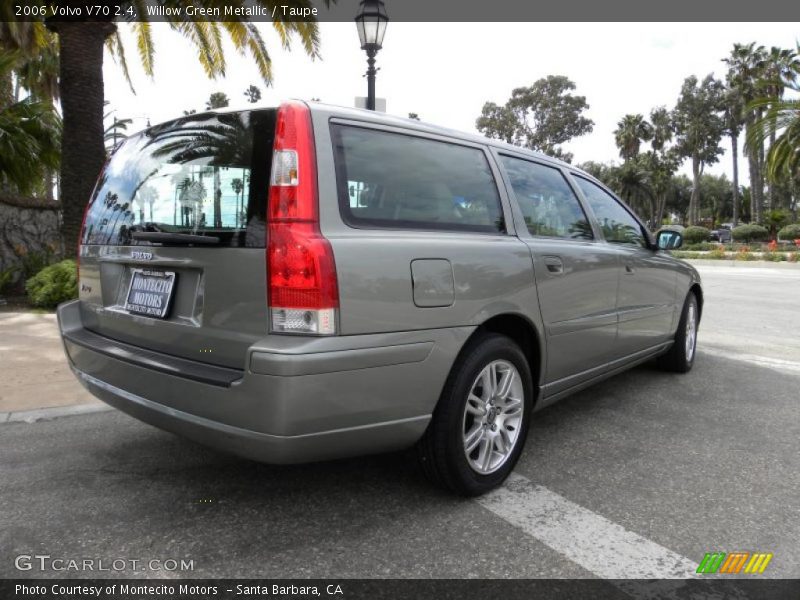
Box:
665;174;693;224
577;161;615;186
206;92;230;110
183;109;197;116
672;74;726;225
611;158;654;224
0;2;333;257
697;173;732;225
614;114;653;161
243;84;261;104
476;75;594;162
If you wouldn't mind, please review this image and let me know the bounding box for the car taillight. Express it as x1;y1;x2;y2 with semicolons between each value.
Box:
267;101;339;335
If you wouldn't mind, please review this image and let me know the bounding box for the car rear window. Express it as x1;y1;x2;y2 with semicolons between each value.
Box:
332;125;505;233
82;109;276;248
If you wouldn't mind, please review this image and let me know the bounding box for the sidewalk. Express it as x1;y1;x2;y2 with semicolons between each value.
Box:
682;258;800;269
0;311;100;413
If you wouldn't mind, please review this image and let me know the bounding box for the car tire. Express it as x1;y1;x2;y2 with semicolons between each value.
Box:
657;292;699;373
417;333;534;496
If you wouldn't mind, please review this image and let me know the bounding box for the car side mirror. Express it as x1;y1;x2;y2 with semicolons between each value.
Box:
656;230;683;250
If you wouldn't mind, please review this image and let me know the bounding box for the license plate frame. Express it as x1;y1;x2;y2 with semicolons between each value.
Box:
124;269;177;319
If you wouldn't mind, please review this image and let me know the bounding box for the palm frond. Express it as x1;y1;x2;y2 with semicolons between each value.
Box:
0;97;61;193
133;21;155;77
746;96;800;181
106;30;136;95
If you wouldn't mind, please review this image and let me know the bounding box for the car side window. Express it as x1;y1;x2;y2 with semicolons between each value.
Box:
332;125;505;233
499;156;593;240
573;176;647;247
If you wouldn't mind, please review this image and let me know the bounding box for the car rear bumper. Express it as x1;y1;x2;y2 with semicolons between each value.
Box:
58;300;474;464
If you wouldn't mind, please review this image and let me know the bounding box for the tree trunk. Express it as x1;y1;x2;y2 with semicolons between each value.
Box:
731;133;739;228
750;152;761;224
757;108;767;215
655;192;666;228
689;157;701;225
0;71;13;109
49;21;116;256
744;116;763;224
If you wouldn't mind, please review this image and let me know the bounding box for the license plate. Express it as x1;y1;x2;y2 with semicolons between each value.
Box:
124;269;177;319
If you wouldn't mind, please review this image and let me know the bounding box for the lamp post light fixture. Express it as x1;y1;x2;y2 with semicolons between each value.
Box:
355;0;389;111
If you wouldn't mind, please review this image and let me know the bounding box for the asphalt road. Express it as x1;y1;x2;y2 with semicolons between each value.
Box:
1;264;799;585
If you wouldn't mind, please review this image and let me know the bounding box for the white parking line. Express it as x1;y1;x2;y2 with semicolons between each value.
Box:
700;349;800;373
477;473;699;579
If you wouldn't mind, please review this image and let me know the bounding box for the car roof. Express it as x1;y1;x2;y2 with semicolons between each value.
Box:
304;100;588;175
138;100;604;187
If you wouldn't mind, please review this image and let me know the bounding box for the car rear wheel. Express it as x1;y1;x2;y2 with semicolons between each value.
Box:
417;333;533;496
657;292;699;373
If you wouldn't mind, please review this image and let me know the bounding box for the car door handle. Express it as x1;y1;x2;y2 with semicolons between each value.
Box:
543;256;564;274
625;263;635;274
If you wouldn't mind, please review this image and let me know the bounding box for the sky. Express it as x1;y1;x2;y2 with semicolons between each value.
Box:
103;22;800;182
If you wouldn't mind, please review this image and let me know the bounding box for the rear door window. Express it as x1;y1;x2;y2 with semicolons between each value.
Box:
499;155;593;240
82;110;275;248
573;177;647;247
332;125;505;233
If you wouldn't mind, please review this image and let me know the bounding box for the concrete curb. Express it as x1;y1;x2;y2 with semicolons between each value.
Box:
0;403;113;425
683;259;800;269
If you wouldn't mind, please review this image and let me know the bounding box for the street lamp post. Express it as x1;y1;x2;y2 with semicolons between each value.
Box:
355;0;389;111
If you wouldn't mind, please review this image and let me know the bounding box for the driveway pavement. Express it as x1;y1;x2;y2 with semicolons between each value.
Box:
1;264;798;589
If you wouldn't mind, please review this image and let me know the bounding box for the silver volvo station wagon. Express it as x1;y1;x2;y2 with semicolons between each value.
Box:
58;100;702;495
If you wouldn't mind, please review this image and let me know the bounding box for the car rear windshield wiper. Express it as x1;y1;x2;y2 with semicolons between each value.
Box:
131;231;220;245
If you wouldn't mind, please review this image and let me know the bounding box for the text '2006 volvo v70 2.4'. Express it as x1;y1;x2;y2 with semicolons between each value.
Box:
58;100;701;495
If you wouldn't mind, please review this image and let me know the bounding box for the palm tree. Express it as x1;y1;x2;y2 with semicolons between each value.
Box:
760;46;800;211
103;102;133;152
0;50;61;196
724;42;768;223
243;85;261;104
614;114;654;161
3;4;332;256
231;177;244;226
611;159;655;226
722;86;745;226
747;89;800;187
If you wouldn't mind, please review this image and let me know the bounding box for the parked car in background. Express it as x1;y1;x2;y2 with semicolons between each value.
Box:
710;224;732;243
58;101;703;495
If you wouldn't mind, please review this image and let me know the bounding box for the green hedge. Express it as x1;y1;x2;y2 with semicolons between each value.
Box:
682;226;711;244
777;224;800;241
25;259;78;309
683;242;719;251
732;224;769;243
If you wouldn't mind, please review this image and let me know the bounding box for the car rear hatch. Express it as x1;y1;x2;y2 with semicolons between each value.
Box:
77;109;277;369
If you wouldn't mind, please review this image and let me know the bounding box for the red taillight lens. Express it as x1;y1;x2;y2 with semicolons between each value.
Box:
268;222;339;309
267;101;338;335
